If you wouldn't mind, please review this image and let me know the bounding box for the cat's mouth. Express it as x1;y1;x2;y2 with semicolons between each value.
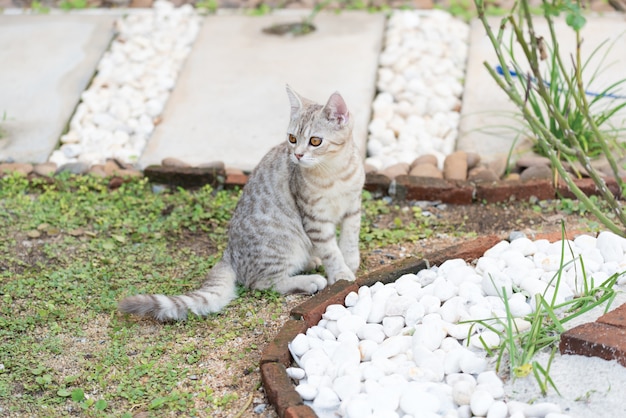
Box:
292;155;316;168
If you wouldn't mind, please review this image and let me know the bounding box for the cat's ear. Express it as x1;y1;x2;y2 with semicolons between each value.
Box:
286;84;303;114
323;92;350;126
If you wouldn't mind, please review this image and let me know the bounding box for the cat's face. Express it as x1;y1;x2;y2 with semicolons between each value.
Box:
285;86;352;169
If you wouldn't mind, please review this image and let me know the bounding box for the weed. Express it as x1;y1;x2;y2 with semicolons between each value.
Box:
195;0;218;14
360;191;438;248
465;225;621;394
30;0;50;13
59;0;88;9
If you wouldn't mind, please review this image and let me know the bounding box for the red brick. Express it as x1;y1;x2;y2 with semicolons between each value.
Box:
559;322;626;367
284;404;318;418
225;173;248;188
557;177;623;199
476;179;555;203
143;165;225;189
364;172;391;197
395;175;474;204
597;303;626;329
260;319;307;366
261;362;303;417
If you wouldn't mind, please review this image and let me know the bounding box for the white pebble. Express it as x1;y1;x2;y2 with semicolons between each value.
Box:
313;387;340;410
286;367;305;380
524;402;562;417
295;383;317;401
289;334;309;357
470;389;494;416
487;400;508;418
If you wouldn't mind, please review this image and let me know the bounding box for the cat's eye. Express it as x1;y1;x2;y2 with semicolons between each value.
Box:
309;137;322;147
288;134;297;144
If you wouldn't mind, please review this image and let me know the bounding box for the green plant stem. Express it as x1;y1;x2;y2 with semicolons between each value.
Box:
475;0;626;236
543;1;625;198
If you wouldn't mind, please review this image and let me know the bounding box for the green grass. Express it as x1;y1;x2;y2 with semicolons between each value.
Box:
0;173;442;416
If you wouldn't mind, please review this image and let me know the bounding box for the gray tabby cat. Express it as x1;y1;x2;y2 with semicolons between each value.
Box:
118;85;365;321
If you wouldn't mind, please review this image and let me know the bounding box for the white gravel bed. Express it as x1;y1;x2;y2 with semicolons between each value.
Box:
48;1;201;168
365;10;470;172
288;231;626;418
43;5;468;170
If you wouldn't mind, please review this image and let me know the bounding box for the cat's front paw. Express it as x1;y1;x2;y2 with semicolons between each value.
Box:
301;274;328;294
328;269;355;285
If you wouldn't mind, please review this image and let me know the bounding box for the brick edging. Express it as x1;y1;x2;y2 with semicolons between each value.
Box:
2;162;622;204
144;167;624;204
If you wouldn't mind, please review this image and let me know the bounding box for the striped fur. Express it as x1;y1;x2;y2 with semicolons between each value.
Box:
118;86;364;321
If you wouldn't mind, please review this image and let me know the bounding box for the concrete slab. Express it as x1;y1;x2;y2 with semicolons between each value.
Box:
457;14;626;165
140;11;385;171
0;15;116;164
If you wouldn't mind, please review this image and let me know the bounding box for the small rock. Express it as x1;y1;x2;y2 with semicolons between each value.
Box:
487;400;508;418
323;304;350;321
452;379;475;406
380;162;410;180
286;367;306;380
516;155;551;169
345;396;373;417
411;154;438;168
520;165;552;182
504;173;521;182
162;157;191;168
112;169;141;178
0;163;34;175
290;334;309;357
27;230;41;239
33;163;57;177
295;383;317;401
443;151;467;181
312;387;340;410
337;314;366;335
486;156;509;178
410;163;443;179
468;166;499;182
596;231;624;263
470;389;494;416
253;403;267;414
466;152;481;169
524;402;561;417
89;165;108;178
56;162;90;175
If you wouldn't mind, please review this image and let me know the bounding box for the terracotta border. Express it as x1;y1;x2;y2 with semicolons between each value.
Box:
2;163;623;205
140;166;623;204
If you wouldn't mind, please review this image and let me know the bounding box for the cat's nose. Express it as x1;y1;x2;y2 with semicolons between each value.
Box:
295;153;304;160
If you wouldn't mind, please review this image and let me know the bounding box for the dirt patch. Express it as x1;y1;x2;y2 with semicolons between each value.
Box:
360;200;593;272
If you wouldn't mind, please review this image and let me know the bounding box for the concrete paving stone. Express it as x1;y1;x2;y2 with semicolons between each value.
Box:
140;10;385;171
457;14;626;165
0;14;117;163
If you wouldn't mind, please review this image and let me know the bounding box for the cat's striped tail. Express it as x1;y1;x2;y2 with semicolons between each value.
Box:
118;260;237;321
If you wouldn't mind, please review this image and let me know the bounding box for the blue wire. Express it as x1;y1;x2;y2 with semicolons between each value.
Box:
495;65;626;100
